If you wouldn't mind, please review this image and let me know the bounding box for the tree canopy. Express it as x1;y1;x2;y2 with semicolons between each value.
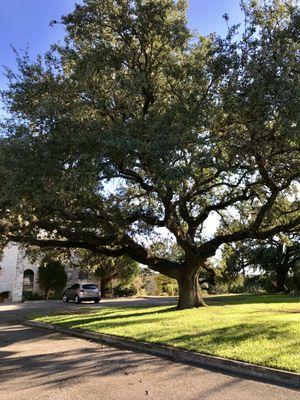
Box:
0;0;299;308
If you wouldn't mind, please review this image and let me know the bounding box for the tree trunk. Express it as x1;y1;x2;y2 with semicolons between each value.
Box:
177;270;206;309
275;265;289;293
100;278;112;297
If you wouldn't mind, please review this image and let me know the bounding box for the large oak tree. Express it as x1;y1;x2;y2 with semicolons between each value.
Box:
0;0;299;308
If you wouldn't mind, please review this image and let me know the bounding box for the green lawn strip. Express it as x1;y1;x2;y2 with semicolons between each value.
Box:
30;294;300;373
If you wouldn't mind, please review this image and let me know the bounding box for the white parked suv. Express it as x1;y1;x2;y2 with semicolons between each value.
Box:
63;283;101;304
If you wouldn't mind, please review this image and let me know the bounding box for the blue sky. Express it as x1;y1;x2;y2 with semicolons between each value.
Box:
0;0;243;111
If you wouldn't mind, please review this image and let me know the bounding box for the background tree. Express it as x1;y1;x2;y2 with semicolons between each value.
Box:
0;0;299;309
221;242;253;291
222;235;300;293
92;256;140;296
140;268;158;295
38;260;67;299
156;274;178;296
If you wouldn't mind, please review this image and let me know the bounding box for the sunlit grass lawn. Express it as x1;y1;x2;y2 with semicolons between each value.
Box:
31;294;300;372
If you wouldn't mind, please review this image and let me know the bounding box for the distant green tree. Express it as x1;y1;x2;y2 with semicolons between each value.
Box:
221;242;253;287
90;255;140;296
156;274;178;296
222;235;300;293
38;260;67;299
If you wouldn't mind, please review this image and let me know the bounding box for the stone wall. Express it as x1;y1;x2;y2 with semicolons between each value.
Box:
0;244;41;302
13;247;41;302
0;244;19;302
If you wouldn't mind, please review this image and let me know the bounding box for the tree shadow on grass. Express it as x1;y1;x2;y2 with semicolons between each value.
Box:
158;321;300;372
47;306;177;329
204;293;300;306
41;306;300;372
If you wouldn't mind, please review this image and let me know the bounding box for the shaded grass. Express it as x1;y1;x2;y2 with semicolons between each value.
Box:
31;294;300;373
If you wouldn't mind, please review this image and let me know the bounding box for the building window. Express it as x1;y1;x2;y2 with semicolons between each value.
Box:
23;269;34;297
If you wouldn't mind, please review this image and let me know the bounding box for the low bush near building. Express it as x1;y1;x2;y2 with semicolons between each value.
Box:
0;291;10;303
23;292;44;301
114;284;137;297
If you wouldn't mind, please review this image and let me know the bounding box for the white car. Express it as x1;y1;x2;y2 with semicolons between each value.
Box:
63;283;101;304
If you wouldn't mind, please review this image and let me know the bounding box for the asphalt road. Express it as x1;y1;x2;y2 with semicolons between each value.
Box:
1;299;299;400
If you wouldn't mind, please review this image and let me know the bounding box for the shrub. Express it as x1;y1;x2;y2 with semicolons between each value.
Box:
23;292;44;301
114;284;137;297
47;290;64;300
155;274;179;296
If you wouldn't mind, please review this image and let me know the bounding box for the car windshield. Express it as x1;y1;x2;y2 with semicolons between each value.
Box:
82;284;98;290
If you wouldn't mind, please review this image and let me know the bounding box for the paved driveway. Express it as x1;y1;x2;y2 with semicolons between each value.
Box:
0;297;178;323
0;299;299;400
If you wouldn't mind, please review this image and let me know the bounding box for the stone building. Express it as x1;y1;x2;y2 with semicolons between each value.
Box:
0;243;93;303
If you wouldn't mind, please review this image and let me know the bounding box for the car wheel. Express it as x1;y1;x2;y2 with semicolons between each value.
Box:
75;295;81;304
62;294;69;303
94;299;100;304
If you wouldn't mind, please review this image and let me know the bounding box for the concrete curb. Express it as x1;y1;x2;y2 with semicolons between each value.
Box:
20;318;300;390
